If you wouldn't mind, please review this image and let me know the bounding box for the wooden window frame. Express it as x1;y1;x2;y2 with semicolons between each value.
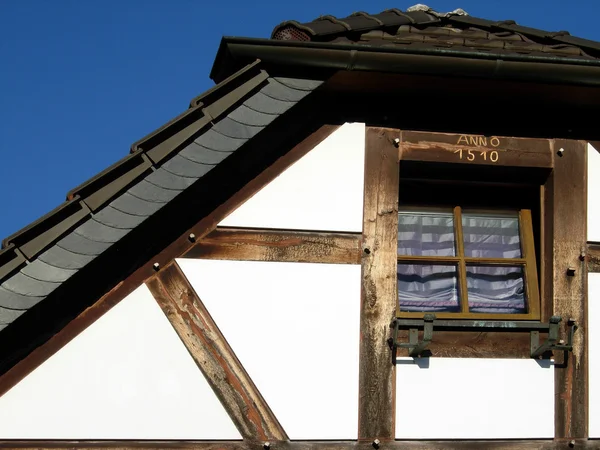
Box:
396;206;541;320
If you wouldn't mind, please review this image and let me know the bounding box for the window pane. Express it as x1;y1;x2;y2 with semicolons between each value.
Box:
398;210;455;256
398;264;460;312
467;265;526;314
462;212;522;258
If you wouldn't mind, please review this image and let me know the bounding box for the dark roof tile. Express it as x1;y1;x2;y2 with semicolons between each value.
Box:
37;245;96;270
194;129;247;153
0;286;44;310
2;272;61;297
19;259;78;284
212;116;264;140
179;144;232;165
127;179;179;204
73;219;131;244
92;205;147;230
109;192;165;217
0;308;26;326
144;168;194;191
56;231;112;256
243;92;296;115
161;154;213;179
227;104;276;126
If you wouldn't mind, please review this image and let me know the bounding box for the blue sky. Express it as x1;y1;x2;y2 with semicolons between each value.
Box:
1;0;598;240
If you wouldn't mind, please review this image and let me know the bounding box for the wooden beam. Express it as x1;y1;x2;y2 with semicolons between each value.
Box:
358;127;399;441
0;124;339;401
548;139;588;439
588;243;600;272
146;263;287;442
2;440;599;449
182;228;362;264
400;131;553;169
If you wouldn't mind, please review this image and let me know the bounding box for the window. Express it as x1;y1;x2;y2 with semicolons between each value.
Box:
397;206;540;320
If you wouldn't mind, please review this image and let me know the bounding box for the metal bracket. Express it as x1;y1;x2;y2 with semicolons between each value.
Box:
391;314;435;360
530;315;577;358
390;314;578;362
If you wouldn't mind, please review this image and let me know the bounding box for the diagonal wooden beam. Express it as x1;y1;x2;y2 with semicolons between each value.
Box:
146;263;287;442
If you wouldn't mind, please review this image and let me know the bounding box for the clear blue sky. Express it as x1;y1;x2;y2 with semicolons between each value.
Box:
1;1;598;240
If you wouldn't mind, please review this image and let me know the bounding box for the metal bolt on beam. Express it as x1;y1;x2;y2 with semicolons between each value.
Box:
372;439;381;449
557;148;565;157
263;442;271;450
188;233;196;242
153;262;160;271
393;138;400;147
569;440;576;448
567;267;576;276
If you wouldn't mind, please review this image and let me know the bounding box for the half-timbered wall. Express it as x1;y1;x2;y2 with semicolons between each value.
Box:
0;284;241;440
178;259;361;439
588;143;600;437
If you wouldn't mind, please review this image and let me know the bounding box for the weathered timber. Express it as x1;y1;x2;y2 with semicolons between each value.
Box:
183;228;361;264
394;330;533;359
3;440;600;450
588;244;600;272
147;264;287;442
400;131;552;169
0;124;338;400
550;139;588;439
358;127;399;441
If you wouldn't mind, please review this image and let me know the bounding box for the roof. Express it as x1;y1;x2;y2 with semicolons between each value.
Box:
271;4;600;62
2;4;600;374
0;61;322;334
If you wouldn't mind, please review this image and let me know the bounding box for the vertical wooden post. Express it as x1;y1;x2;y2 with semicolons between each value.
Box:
358;127;399;441
550;139;588;439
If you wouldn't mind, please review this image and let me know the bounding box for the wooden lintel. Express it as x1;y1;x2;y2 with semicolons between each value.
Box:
0;124;339;401
358;127;399;440
588;243;600;272
183;228;362;264
548;139;588;439
400;131;553;169
2;440;599;450
146;264;287;442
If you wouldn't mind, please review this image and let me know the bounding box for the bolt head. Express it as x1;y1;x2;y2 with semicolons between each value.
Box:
263;442;271;450
557;148;565;157
153;262;160;271
393;138;400;147
569;440;576;447
372;439;381;449
566;267;576;276
188;233;196;242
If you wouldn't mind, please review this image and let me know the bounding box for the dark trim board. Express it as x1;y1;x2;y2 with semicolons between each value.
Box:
2;440;600;449
0;124;340;397
588;244;600;272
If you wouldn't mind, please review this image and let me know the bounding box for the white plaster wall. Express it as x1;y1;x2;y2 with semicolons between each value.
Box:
178;258;361;440
588;143;600;242
0;284;241;440
589;273;600;437
219;122;365;232
395;357;554;439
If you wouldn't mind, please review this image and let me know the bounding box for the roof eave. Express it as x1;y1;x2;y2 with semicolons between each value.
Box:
211;36;600;87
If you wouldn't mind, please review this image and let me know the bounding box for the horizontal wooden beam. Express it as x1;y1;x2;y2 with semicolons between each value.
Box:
2;440;598;449
183;228;362;264
400;131;553;169
146;264;287;442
